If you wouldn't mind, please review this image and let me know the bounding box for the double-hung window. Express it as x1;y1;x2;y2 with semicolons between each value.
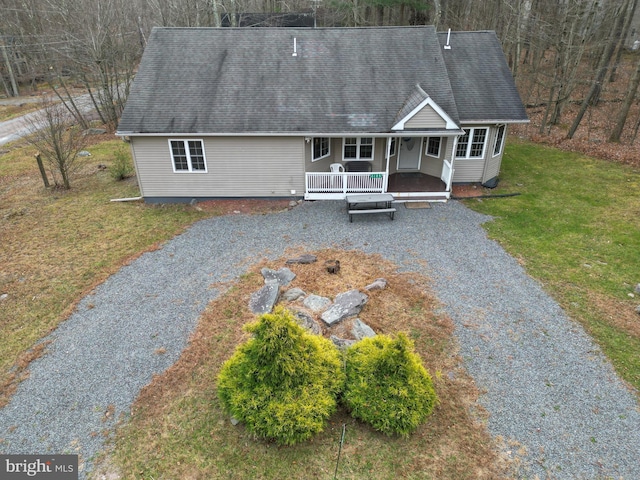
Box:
493;125;506;157
426;137;441;157
169;139;207;172
312;137;330;161
343;137;374;161
455;128;487;159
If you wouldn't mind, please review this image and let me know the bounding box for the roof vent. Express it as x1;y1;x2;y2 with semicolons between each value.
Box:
292;37;298;57
444;28;452;50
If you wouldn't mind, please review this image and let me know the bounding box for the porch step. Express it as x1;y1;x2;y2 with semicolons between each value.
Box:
390;195;448;202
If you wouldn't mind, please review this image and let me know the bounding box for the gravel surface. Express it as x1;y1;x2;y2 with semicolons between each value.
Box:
1;200;639;479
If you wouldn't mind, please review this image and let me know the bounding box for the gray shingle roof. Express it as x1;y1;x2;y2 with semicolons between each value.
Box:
438;30;529;123
118;26;526;135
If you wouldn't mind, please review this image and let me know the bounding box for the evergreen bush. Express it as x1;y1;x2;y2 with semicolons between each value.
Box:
343;333;437;437
217;307;345;445
109;147;135;181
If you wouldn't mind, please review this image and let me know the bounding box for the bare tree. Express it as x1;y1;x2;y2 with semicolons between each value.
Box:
609;54;640;142
22;97;88;190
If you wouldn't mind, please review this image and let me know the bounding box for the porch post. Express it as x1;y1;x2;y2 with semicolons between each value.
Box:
384;137;391;192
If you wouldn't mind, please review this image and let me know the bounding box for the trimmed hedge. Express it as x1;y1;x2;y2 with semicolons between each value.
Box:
343;333;437;436
217;307;345;445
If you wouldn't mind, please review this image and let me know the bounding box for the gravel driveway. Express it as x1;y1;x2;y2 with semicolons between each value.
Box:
1;200;638;479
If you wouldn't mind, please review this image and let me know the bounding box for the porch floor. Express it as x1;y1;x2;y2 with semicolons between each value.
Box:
387;172;447;193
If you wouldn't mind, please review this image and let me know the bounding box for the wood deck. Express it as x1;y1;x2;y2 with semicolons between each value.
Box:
387;172;447;193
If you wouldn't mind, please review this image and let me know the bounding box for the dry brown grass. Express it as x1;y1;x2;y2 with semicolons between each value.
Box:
104;249;512;479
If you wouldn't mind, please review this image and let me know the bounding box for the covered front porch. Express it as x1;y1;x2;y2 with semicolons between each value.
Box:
303;134;456;201
304;171;449;201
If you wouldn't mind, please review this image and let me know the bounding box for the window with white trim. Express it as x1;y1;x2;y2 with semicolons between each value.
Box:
426;137;441;157
455;128;487;159
312;137;330;161
389;137;397;157
169;139;207;172
493;125;506;156
343;137;373;160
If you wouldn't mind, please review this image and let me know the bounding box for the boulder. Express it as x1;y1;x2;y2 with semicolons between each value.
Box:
352;319;376;340
303;294;331;312
83;127;107;136
293;311;322;335
282;287;306;301
77;150;91;157
635;283;640;295
321;289;368;326
249;283;279;314
261;267;296;286
330;335;356;350
364;278;387;291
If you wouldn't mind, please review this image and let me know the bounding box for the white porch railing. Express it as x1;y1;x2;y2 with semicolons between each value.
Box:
305;172;386;200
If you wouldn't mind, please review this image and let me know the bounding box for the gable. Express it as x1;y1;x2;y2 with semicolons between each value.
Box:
405;104;447;129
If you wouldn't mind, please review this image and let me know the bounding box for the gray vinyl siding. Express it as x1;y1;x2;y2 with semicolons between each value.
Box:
405;105;446;129
452;125;496;183
452;159;485;182
482;126;508;182
305;137;386;172
131;136;305;198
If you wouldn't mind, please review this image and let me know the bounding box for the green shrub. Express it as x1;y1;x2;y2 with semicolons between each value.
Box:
217;307;345;445
343;333;437;437
109;147;135;181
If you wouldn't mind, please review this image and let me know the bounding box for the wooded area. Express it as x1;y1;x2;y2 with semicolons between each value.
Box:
2;0;640;147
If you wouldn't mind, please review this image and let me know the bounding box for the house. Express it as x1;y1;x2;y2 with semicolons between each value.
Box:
116;26;528;203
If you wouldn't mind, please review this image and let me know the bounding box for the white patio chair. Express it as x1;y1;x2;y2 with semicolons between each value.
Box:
330;163;345;173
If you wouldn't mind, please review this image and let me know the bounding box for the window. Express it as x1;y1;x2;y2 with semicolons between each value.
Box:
389;138;397;157
312;137;330;161
493;125;506;156
455;128;487;159
169;140;207;172
426;137;441;157
343;137;374;161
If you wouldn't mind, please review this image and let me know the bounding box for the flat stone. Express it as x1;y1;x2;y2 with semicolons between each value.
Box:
294;311;322;335
282;287;305;301
364;278;387;291
77;150;92;157
321;289;368;326
230;417;240;426
261;267;296;286
352;319;376;340
0;293;7;301
303;294;331;312
249;283;279;314
330;335;356;350
83;128;107;135
285;254;317;264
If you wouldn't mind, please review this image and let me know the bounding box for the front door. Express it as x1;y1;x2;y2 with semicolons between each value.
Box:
397;137;422;170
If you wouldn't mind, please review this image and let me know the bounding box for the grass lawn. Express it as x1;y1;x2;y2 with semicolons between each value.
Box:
0;137;287;405
459;139;640;390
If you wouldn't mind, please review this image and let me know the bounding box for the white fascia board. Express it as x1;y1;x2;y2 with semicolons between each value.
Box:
118;132;413;138
459;119;530;125
392;96;459;131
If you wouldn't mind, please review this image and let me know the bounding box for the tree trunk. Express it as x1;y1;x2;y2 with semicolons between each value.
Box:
609;55;640;142
0;38;19;97
609;0;639;82
567;0;629;139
